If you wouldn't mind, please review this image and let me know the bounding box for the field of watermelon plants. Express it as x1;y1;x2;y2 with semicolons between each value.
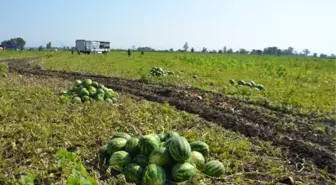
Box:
41;51;336;115
0;51;335;185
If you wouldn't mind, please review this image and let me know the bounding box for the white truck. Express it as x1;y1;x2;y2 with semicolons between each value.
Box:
75;39;110;54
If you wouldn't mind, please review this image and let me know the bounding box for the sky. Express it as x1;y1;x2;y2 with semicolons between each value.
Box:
1;0;335;55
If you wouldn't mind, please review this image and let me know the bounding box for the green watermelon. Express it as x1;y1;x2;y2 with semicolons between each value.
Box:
123;163;144;183
109;151;131;172
169;136;191;162
96;93;105;101
125;137;139;155
74;80;82;86
87;86;96;95
82;79;92;87
253;87;260;91
104;92;114;99
98;84;105;89
250;81;256;87
190;141;210;156
111;97;118;103
149;147;172;166
111;132;132;140
160;138;173;148
133;154;148;167
203;160;225;177
238;80;245;85
256;84;264;90
72;96;82;103
164;131;179;141
246;82;253;88
142;164;166;185
189;151;205;169
105;98;113;104
97;88;105;94
172;162;197;182
139;135;160;156
92;81;99;87
98;144;110;165
229;79;235;85
81;95;90;102
148;133;161;143
79;88;90;97
107;138;128;155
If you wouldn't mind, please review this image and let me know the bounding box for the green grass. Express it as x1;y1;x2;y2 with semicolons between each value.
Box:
0;50;49;59
42;51;336;115
1;74;332;184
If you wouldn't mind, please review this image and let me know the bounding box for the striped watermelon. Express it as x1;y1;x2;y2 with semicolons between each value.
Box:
164;131;179;141
142;164;166;185
123;163;144;183
109;151;132;172
203;160;225;177
189;151;205;170
172;162;197;182
139;135;160;156
111;132;131;140
107;138;128;155
149;147;172;167
133;154;149;167
189;141;209;157
125;137;139;155
98;144;110;165
169;136;191;162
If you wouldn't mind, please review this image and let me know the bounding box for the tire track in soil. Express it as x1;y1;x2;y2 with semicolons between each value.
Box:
5;57;336;174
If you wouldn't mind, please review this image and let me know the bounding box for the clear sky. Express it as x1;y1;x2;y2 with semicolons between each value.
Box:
1;0;335;54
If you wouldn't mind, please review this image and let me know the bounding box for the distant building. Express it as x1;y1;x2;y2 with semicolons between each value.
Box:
0;45;17;50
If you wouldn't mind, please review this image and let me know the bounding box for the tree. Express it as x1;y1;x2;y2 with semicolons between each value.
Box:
190;47;195;52
313;53;317;57
223;46;227;53
218;50;223;53
282;47;294;56
227;48;233;54
183;42;189;51
201;47;207;53
1;37;26;50
38;45;44;51
169;48;174;52
303;49;310;56
239;48;248;54
320;54;328;58
46;42;52;49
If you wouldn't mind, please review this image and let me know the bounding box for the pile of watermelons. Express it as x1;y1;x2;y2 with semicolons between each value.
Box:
60;79;118;103
149;67;175;77
99;131;225;185
229;79;265;91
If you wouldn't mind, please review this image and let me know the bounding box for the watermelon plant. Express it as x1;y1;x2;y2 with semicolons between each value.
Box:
149;67;175;77
99;131;225;184
60;78;118;103
229;79;265;91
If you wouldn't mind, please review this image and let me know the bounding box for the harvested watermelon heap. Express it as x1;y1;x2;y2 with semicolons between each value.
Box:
99;131;225;185
61;79;118;103
229;79;265;91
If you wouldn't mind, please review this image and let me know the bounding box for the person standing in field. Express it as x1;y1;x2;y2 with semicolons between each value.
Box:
127;49;131;57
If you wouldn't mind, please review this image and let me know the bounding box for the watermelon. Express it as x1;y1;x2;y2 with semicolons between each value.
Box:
111;132;132;140
96;93;105;101
74;80;82;86
125;137;139;155
229;79;235;85
81;95;90;102
98;144;110;165
253;87;260;91
246;82;253;88
169;136;191;162
82;79;92;87
238;80;245;85
160;138;173;148
142;164;166;185
139;135;160;156
149;147;172;166
107;138;128;155
109;151;132;172
203;160;225;177
190;141;210;157
98;84;105;89
97;88;105;94
79;88;90;97
72;96;82;103
148;133;161;143
133;154;148;167
256;84;264;90
172;162;197;182
92;81;99;87
250;81;256;87
104;92;114;99
164;131;179;141
105;98;113;104
87;86;97;95
189;151;205;170
123;163;144;183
